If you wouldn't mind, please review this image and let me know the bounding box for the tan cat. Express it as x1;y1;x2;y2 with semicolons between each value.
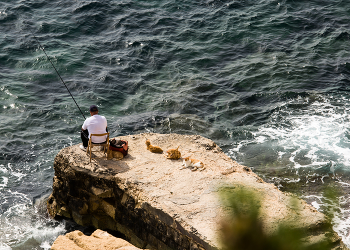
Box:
107;150;124;160
181;156;205;171
165;146;181;160
145;139;163;153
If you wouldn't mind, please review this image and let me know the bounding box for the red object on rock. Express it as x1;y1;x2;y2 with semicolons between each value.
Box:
109;140;128;156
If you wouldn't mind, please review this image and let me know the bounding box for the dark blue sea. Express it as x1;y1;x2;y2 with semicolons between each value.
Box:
2;0;350;248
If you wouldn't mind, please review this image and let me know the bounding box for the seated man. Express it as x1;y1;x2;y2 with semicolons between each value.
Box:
80;105;108;151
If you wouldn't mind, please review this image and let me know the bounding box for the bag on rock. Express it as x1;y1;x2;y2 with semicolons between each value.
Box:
109;139;128;156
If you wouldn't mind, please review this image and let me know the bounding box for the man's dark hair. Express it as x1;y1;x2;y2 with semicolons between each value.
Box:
89;105;98;112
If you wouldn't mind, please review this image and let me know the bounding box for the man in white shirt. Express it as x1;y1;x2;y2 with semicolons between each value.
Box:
80;105;108;151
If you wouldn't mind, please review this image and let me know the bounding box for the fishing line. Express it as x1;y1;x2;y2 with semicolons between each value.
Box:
31;31;86;120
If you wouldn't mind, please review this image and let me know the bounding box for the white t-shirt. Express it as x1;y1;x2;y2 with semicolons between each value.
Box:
82;114;108;143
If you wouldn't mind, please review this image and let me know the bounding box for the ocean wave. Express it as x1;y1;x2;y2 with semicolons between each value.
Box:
2;0;350;248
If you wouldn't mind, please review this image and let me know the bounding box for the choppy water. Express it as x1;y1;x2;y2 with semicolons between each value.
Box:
2;0;350;248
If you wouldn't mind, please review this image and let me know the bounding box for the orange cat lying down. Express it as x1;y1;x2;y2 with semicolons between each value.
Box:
165;146;181;160
145;139;163;153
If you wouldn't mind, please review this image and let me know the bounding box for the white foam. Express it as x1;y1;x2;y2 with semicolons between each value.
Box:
40;241;52;250
255;136;266;143
0;198;65;249
11;172;26;181
0;177;8;189
333;209;350;247
311;201;321;210
237;95;350;170
0;242;11;250
0;165;7;173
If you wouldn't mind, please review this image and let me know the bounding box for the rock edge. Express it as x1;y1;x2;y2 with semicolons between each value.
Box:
47;133;347;249
51;229;144;250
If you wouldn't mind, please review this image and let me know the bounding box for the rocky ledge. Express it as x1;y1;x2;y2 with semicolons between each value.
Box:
51;229;144;250
47;133;346;250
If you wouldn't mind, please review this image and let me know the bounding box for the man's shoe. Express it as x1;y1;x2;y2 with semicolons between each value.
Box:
80;145;87;151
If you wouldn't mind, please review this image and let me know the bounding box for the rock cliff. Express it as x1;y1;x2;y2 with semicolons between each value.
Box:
47;133;346;249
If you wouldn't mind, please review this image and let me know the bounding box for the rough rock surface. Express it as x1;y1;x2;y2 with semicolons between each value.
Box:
51;229;143;250
48;133;346;250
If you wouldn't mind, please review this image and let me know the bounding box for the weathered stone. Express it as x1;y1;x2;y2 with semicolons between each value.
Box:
148;233;173;250
88;195;101;212
72;211;91;226
91;186;114;198
51;235;84;250
100;199;116;219
51;229;143;250
69;197;89;215
91;214;116;231
47;194;58;218
58;206;71;218
48;133;348;250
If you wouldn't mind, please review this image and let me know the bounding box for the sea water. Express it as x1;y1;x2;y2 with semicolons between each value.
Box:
1;0;350;248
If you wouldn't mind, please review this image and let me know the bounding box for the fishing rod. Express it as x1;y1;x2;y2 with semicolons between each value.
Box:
31;31;86;120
